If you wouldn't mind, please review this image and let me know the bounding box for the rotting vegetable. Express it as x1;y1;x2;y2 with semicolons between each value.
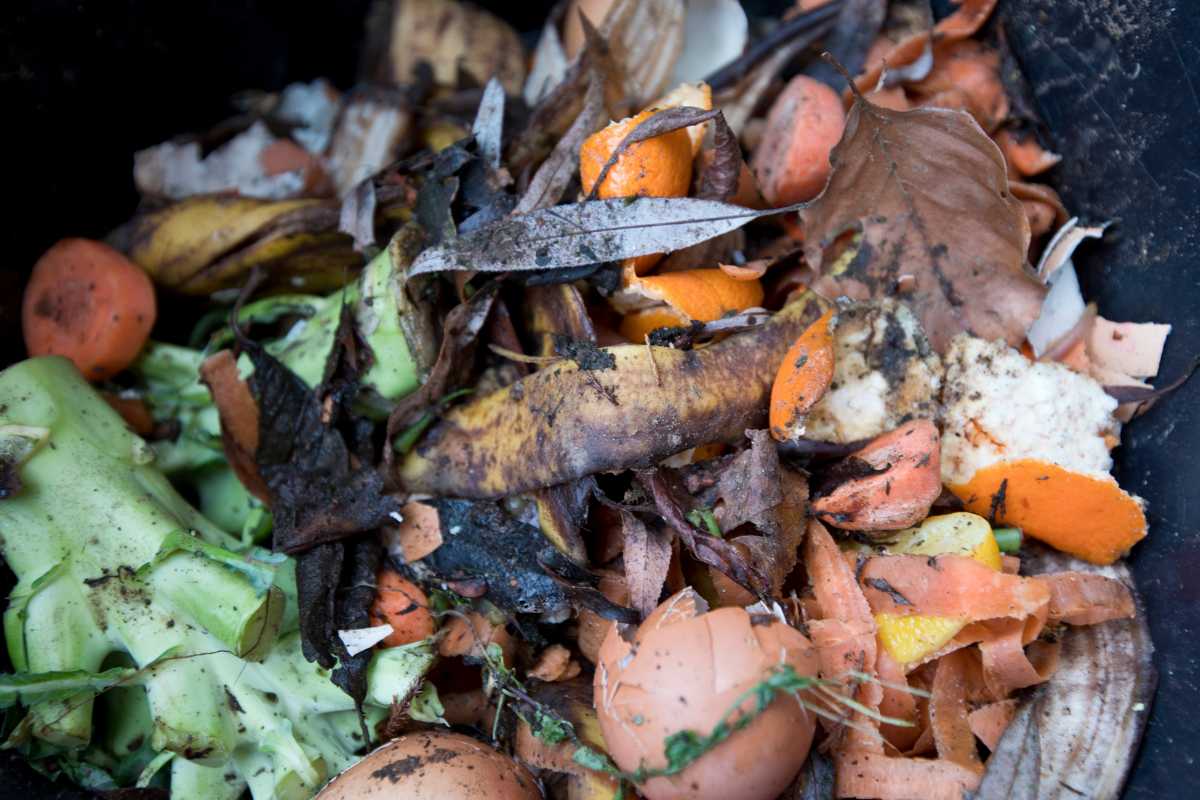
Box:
4;1;1174;799
0;358;438;799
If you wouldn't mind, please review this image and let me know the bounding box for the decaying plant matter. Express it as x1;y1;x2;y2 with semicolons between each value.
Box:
2;1;1173;799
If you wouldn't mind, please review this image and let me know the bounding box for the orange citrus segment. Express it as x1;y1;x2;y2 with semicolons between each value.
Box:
948;459;1146;565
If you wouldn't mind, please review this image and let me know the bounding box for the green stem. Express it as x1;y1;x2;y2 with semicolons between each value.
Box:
993;527;1022;554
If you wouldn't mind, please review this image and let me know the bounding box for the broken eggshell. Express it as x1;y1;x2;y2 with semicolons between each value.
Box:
595;588;819;800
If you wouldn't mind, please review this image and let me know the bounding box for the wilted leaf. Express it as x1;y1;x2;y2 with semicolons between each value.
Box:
620;510;671;618
696;112;741;202
410;196;797;276
807;98;1042;352
471;77;506;170
514;74;607;215
398;294;824;497
639;468;767;594
241;337;399;554
385;282;499;450
339;178;378;252
524;17;571;106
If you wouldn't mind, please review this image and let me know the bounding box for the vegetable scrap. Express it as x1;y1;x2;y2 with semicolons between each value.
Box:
1;1;1174;799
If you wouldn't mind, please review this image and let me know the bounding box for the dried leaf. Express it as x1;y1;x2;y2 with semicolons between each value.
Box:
338;178;378;253
471;77;506;170
410;196;798;276
807;98;1042;352
384;282;498;453
241;336;398;554
620;510;672;618
584;106;720;200
639;468;767;594
714;429;784;532
696;112;741;202
514;73;607;215
524;19;571;106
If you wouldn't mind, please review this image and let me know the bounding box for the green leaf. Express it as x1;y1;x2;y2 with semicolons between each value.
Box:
662;730;708;772
573;745;618;774
142;529;284;596
0;666;141;710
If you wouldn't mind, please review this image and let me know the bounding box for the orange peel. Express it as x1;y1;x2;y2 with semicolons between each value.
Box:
615;268;764;342
948;459;1147;565
768;309;835;441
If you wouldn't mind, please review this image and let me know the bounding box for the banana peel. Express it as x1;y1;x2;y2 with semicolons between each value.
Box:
398;293;826;497
118;195;360;295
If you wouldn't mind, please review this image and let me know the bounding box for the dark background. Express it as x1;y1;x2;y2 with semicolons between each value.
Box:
1;0;1197;797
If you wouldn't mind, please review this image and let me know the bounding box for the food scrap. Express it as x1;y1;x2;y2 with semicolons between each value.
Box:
1;2;1170;799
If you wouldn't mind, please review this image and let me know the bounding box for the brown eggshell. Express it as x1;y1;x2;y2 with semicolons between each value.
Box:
316;731;541;799
594;589;819;800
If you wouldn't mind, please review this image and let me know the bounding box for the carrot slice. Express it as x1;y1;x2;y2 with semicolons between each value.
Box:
928;649;983;774
858;554;1051;622
976;616;1054;699
22;238;157;381
1034;571;1136;625
769;309;835;441
368;570;435;647
834;749;982;800
949;459;1147;565
967;699;1018;751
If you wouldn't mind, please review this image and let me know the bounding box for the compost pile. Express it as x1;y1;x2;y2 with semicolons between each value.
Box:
0;1;1171;799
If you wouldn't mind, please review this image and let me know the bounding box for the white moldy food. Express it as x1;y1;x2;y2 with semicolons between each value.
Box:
940;334;1121;486
805;299;943;443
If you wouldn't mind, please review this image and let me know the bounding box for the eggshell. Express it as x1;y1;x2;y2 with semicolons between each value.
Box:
594;588;819;800
316;731;541;800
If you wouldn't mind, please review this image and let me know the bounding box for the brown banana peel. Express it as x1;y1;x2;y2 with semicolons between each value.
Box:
398;293;826;497
120;195;359;294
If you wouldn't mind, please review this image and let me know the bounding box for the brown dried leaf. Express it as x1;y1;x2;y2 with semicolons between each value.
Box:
696;112;742;202
514;72;607;215
620;510;672;618
807;99;1043;352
